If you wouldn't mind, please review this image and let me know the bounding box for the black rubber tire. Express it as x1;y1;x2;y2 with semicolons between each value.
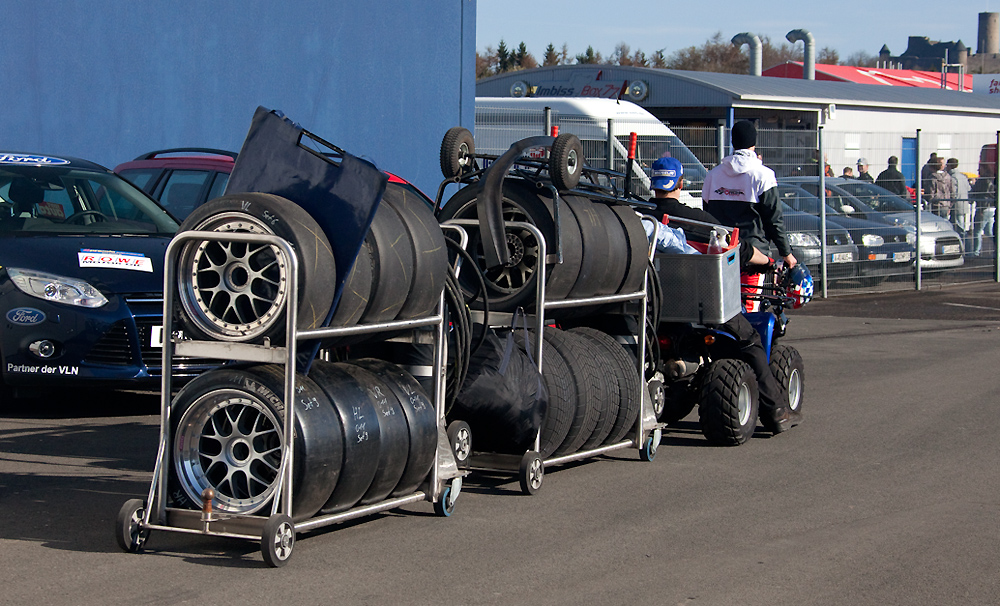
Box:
115;499;149;553
567;328;621;450
697;359;760;446
438;181;555;312
353;358;437;497
308;361;382;514
362;200;415;323
770;343;804;414
176;193;336;344
541;328;600;456
612;205;651;295
569;327;642;445
550;133;584;191
440;126;475;179
329;235;374;328
169;366;342;521
337;363;411;506
519;451;543;495
261;514;294;568
381;182;449;320
592;202;630;296
512;329;573;457
544;194;585;301
564;196;611;299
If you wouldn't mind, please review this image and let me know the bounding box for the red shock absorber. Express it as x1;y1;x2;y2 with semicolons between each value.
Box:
550;125;559;136
629;131;638;160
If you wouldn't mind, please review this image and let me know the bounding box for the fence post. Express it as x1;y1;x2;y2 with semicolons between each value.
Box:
607;118;615;171
716;123;725;167
994;130;999;282
818;125;828;298
544;106;551;137
915;129;922;291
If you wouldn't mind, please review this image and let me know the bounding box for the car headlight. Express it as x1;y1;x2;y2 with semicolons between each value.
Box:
861;234;884;247
787;232;822;247
900;224;916;244
7;268;109;308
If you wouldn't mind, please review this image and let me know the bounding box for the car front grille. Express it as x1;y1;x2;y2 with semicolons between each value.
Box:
935;236;963;260
83;321;134;366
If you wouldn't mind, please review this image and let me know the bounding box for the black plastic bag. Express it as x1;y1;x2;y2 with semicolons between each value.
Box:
453;315;548;453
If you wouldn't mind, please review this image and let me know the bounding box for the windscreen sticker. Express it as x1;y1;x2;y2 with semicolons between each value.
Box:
37;202;66;220
79;249;153;272
0;154;70;166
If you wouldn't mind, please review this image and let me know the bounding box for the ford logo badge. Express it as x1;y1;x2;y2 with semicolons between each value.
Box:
6;308;46;325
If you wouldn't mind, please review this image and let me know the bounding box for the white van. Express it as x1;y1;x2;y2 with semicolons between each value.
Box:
474;97;707;202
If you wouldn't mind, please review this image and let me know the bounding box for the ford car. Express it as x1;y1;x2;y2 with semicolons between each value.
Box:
0;152;213;398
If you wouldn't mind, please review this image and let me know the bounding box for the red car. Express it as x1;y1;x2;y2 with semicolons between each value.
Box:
113;149;237;220
115;149;431;219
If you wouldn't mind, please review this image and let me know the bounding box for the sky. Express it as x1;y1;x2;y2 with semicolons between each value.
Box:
476;2;998;64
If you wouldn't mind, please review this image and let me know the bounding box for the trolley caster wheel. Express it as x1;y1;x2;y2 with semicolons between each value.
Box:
434;478;462;517
261;514;295;568
640;429;662;462
447;420;472;467
518;451;544;495
115;498;149;553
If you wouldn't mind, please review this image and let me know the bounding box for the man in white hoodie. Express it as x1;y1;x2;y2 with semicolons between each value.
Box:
703;120;797;269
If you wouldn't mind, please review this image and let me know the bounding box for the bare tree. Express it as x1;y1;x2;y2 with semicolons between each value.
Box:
844;50;877;67
817;46;840;65
666;32;746;73
476;46;496;78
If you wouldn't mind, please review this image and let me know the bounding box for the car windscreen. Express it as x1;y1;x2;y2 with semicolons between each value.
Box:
0;166;178;234
834;181;915;213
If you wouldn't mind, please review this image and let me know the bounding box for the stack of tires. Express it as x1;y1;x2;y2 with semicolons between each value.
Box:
438;181;648;314
436;129;651;462
176;187;449;346
169;190;445;519
168;360;437;521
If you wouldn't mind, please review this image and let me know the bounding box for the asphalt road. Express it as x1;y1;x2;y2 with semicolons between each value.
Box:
1;282;999;605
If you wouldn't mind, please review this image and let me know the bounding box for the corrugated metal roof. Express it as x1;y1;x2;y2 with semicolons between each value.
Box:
763;61;974;91
475;65;1000;114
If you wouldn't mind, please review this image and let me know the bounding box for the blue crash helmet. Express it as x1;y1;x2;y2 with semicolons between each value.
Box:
784;264;813;308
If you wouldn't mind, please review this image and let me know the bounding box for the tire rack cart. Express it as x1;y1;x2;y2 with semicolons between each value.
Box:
117;230;465;566
443;217;664;495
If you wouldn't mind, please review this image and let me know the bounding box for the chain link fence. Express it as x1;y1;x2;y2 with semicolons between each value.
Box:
474;103;1000;297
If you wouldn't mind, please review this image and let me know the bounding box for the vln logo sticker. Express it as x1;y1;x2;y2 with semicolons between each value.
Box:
78;249;153;272
6;308;46;325
0;154;70;166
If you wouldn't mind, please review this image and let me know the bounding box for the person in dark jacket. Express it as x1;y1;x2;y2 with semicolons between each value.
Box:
652;156;801;435
856;158;875;183
875;155;907;196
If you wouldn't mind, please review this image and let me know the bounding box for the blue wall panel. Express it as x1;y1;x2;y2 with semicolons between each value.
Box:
0;0;475;195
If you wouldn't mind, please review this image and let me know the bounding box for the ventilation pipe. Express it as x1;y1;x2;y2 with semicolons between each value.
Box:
786;29;815;80
731;33;762;76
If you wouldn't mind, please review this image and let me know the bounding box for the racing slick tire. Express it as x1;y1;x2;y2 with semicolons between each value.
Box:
169;365;342;521
176;193;335;344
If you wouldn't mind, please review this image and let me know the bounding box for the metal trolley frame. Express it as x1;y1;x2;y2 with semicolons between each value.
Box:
115;230;465;567
443;216;665;495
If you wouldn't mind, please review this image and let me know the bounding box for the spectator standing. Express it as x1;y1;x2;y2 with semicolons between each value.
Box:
841;166;854;178
924;156;954;219
875;155;907;196
947;158;973;244
920;152;940;184
856;158;875;183
971;158;996;257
